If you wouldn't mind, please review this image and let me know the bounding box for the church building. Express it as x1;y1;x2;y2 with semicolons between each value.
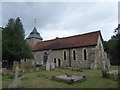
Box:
26;27;110;69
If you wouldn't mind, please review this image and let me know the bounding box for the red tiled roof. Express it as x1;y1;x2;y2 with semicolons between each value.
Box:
32;31;101;51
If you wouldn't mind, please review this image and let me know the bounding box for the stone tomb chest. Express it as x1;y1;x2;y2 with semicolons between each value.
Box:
52;74;86;83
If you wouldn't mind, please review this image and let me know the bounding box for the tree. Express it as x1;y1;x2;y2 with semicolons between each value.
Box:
0;28;2;63
2;17;33;69
115;24;120;86
115;24;120;65
103;24;120;65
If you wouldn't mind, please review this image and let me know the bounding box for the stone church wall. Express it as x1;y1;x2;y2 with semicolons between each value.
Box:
33;46;96;69
95;35;110;69
69;47;96;68
26;38;42;48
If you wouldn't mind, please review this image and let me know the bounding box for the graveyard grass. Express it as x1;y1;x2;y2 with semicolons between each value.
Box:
2;66;119;88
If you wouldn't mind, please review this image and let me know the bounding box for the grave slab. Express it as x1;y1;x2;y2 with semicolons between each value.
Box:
52;75;86;83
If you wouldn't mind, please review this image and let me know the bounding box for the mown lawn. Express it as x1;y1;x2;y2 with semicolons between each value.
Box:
2;66;119;88
21;66;118;88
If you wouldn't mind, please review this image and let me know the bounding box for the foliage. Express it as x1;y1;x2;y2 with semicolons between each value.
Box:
2;74;14;88
0;29;2;62
103;24;120;65
2;74;14;79
102;69;108;78
2;17;33;69
102;70;118;81
21;77;28;80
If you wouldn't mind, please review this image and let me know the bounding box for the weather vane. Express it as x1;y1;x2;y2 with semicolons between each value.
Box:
34;19;37;27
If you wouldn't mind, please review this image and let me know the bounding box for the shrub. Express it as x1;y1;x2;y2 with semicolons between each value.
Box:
21;77;28;80
2;74;14;80
102;70;108;78
102;70;118;80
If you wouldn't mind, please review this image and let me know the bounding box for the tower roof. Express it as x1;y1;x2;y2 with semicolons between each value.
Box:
26;27;43;40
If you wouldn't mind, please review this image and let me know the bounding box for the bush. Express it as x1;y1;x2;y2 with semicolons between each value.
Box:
102;70;108;78
102;70;118;80
2;74;14;80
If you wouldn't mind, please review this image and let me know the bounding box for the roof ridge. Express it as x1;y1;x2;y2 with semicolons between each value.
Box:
32;30;101;51
60;30;100;39
37;30;100;43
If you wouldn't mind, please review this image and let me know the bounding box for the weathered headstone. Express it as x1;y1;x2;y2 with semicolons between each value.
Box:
20;60;32;72
22;69;25;72
8;66;22;88
51;63;55;69
46;60;50;71
90;63;94;69
41;61;43;65
32;60;35;66
36;67;39;71
12;61;20;72
30;69;33;72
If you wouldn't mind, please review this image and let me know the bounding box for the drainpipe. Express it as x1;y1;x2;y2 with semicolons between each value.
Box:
69;49;71;67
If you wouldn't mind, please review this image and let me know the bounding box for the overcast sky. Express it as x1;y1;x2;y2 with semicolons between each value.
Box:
2;2;118;41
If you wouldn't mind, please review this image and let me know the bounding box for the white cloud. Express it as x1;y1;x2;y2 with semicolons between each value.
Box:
2;2;118;41
0;2;2;26
41;29;80;40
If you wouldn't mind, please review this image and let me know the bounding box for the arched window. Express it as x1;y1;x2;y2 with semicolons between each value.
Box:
43;52;48;65
24;59;27;62
73;50;76;60
84;49;87;60
54;58;56;63
63;51;67;60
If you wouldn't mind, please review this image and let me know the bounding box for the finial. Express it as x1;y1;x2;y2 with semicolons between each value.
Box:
34;19;36;27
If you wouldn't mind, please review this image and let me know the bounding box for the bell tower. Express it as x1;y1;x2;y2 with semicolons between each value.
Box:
26;19;43;48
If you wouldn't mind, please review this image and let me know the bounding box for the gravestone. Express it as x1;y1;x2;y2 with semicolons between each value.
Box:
22;69;25;72
41;61;43;65
8;66;22;88
13;61;20;72
32;60;35;66
46;60;50;71
36;67;39;71
20;60;32;72
30;69;33;72
52;74;86;83
90;63;95;69
51;63;55;69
